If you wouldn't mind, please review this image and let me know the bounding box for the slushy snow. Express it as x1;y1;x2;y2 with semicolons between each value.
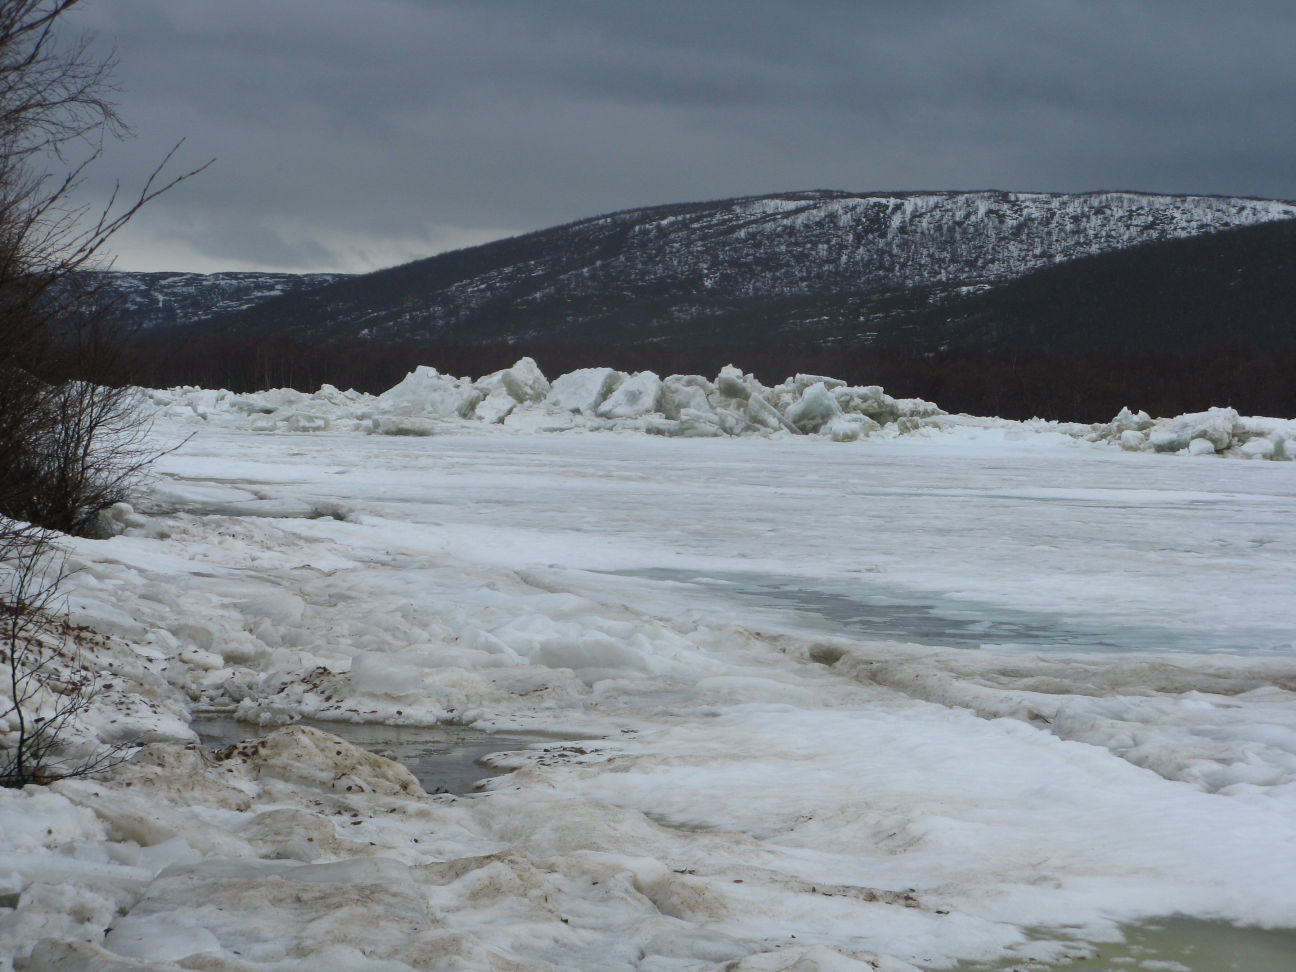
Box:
3;358;1296;970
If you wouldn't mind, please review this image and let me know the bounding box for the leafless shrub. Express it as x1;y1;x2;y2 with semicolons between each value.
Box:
0;533;126;786
0;2;206;783
0;2;206;540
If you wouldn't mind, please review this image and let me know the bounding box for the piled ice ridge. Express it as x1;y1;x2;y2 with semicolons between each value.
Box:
143;357;1296;460
142;358;941;441
1088;405;1296;459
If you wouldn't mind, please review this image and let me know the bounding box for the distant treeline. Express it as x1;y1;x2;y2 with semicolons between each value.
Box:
916;217;1296;355
126;333;1296;423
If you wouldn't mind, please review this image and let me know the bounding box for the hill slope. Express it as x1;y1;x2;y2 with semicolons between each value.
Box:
97;270;350;332
194;189;1296;346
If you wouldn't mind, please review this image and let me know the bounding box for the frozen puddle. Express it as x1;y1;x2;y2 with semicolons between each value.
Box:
194;717;565;794
960;917;1296;971
613;567;1282;654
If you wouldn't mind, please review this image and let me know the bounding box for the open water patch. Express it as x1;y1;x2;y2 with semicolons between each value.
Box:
194;717;567;794
958;917;1296;971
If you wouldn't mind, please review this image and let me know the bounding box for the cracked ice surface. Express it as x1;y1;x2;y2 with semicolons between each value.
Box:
2;420;1295;970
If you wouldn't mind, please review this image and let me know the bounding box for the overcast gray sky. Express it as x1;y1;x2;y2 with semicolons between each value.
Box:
63;0;1296;274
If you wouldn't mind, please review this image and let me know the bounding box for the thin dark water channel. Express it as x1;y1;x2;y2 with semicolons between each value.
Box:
613;568;1277;655
193;717;567;794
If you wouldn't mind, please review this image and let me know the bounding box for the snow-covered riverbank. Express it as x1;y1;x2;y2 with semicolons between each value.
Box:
3;366;1296;970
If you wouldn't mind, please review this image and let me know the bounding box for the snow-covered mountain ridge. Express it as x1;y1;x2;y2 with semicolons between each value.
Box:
191;189;1296;345
598;189;1296;290
98;190;1296;346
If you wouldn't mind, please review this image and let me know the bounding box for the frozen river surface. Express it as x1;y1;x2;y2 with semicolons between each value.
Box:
4;422;1296;970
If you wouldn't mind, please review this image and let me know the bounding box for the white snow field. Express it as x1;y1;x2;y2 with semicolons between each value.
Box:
2;361;1296;971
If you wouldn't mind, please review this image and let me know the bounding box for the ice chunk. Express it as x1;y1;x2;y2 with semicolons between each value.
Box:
867;396;900;424
660;375;714;419
499;356;551;403
529;630;656;676
473;370;505;396
894;397;944;419
1187;437;1218;455
784;382;843;433
240;594;306;627
252;726;423;796
103;914;222;962
714;407;751;436
745;393;795;433
713;365;766;402
679;411;730;437
96;502;147;537
835;385;900;423
0;789;103;852
1110;406;1154;432
1118;429;1147;451
258;388;309;410
503;405;579;433
475;390;517;424
371;416;435;436
377;365;482;418
546;368;625;413
791;373;847;392
349;653;424;698
1148;407;1239;453
597;371;663;419
184;388;224;416
826;418;862;442
311;383;362;406
283;412;330;433
229;395;276;415
647;408;730;437
1240;437;1276;459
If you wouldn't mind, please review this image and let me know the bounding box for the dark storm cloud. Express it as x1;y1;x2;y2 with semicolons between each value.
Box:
62;0;1296;271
